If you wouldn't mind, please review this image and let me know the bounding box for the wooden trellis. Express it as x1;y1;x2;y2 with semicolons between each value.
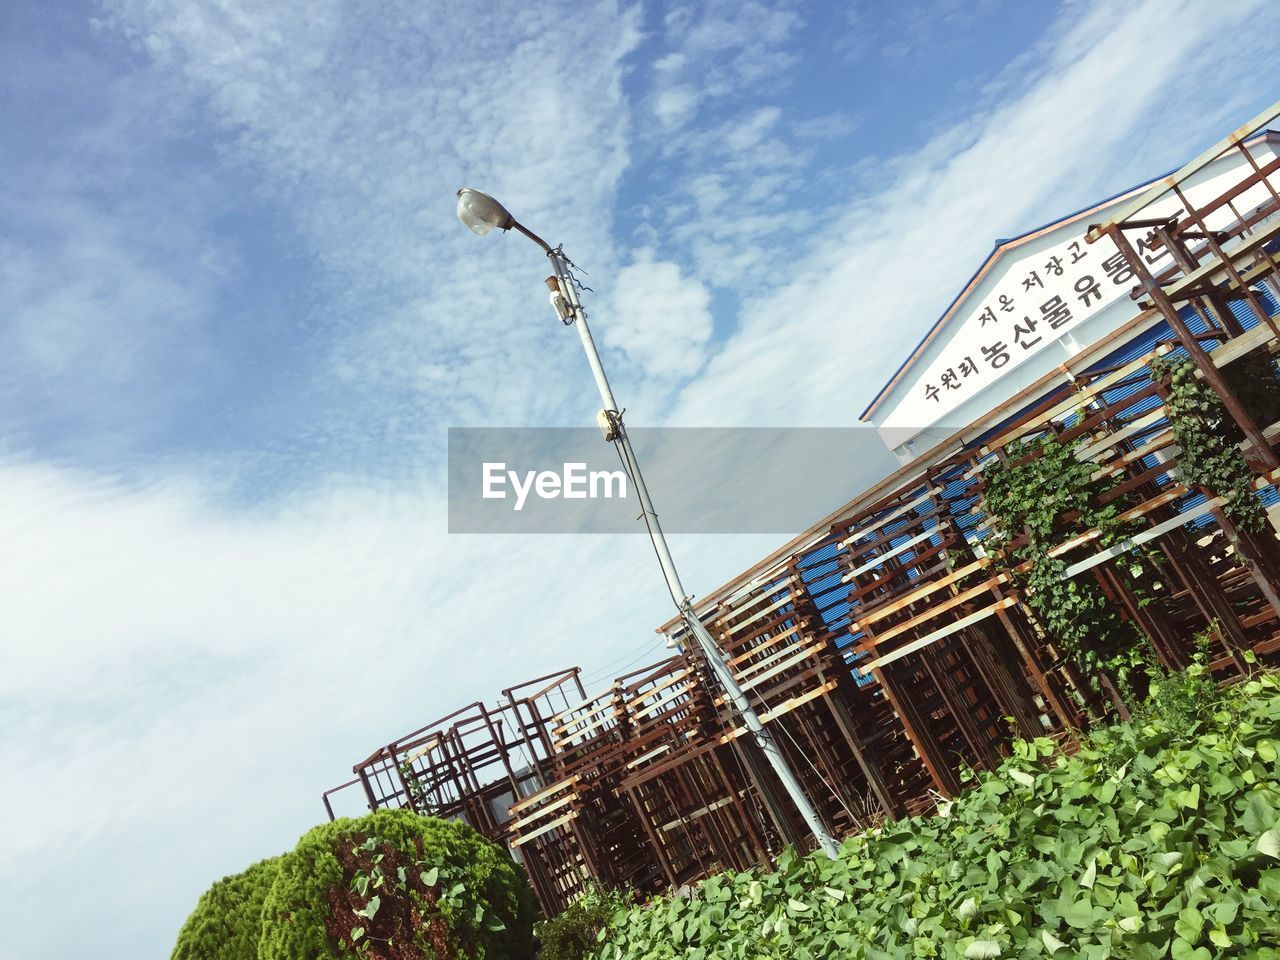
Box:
326;117;1280;914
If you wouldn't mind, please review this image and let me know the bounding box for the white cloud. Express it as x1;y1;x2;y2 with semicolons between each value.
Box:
723;106;783;153
0;203;222;444
670;0;1275;428
0;37;236;458
1;457;766;955
646;0;802;134
605;249;713;381
5;2;1280;958
100;0;645;448
653;51;686;73
654;84;701;129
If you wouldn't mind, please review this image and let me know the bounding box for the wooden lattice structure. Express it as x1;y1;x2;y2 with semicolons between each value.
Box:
326;113;1280;916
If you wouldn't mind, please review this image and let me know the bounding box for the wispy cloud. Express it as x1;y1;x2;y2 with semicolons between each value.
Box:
101;0;645;456
4;2;1279;958
671;0;1276;427
1;457;775;953
0;36;235;459
648;0;801;131
605;247;713;381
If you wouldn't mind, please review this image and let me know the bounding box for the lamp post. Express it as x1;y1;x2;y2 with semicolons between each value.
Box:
456;187;840;860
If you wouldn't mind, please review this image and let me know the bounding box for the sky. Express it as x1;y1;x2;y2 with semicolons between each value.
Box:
2;0;1278;955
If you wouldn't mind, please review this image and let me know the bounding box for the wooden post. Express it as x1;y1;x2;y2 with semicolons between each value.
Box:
874;660;961;798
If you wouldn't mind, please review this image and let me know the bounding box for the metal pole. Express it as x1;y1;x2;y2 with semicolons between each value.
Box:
1103;223;1279;471
543;245;841;859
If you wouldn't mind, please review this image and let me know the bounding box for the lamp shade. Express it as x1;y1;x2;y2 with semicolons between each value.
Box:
456;188;514;236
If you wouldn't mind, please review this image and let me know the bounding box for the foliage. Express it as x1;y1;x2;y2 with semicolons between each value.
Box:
1149;355;1267;535
981;434;1151;682
535;886;632;960
1132;633;1243;737
591;672;1280;960
258;809;537;960
1086;632;1232;768
170;856;283;960
399;760;434;814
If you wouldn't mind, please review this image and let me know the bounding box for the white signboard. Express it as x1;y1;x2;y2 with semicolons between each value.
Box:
873;141;1280;436
877;228;1168;431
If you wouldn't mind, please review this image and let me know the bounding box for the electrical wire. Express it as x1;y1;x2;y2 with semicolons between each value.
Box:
581;637;669;686
719;683;775;850
774;711;857;821
555;271;845;839
555;245;594;293
584;636;667;677
610;433;684;610
712;585;855;827
561;430;687;689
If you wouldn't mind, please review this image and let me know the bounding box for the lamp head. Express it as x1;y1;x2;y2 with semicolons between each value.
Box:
456;188;514;236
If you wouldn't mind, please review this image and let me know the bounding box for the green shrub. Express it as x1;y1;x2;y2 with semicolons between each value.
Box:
535;886;630;960
981;433;1153;684
593;672;1280;960
1089;634;1234;767
1150;355;1269;535
259;809;537;960
170;855;283;960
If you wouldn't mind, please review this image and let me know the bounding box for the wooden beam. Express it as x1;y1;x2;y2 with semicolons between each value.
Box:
858;599;1017;673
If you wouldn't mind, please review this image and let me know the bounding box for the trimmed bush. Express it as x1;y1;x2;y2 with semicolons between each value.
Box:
170;855;283;960
259;809;537;960
593;671;1280;960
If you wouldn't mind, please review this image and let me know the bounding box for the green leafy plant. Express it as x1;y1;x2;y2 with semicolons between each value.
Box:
1149;355;1267;534
257;809;537;960
982;434;1153;683
170;856;283;960
399;760;435;814
591;671;1280;960
1136;631;1237;727
1088;631;1240;770
535;886;631;960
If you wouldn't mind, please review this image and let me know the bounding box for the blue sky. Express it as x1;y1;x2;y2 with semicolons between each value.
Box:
2;1;1279;956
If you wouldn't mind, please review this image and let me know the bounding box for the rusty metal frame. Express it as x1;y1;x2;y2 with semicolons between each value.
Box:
324;123;1280;914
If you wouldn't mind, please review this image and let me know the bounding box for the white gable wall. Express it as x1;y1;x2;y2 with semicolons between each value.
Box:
866;137;1280;464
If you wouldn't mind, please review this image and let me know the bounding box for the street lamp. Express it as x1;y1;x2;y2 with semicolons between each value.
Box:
455;187;840;860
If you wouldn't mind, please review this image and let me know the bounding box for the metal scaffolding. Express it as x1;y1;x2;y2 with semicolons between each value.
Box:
325;107;1280;916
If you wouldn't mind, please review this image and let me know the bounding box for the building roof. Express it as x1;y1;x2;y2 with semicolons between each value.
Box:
857;130;1279;423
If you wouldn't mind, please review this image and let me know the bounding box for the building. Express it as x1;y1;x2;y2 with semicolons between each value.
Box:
325;108;1280;915
863;130;1280;465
